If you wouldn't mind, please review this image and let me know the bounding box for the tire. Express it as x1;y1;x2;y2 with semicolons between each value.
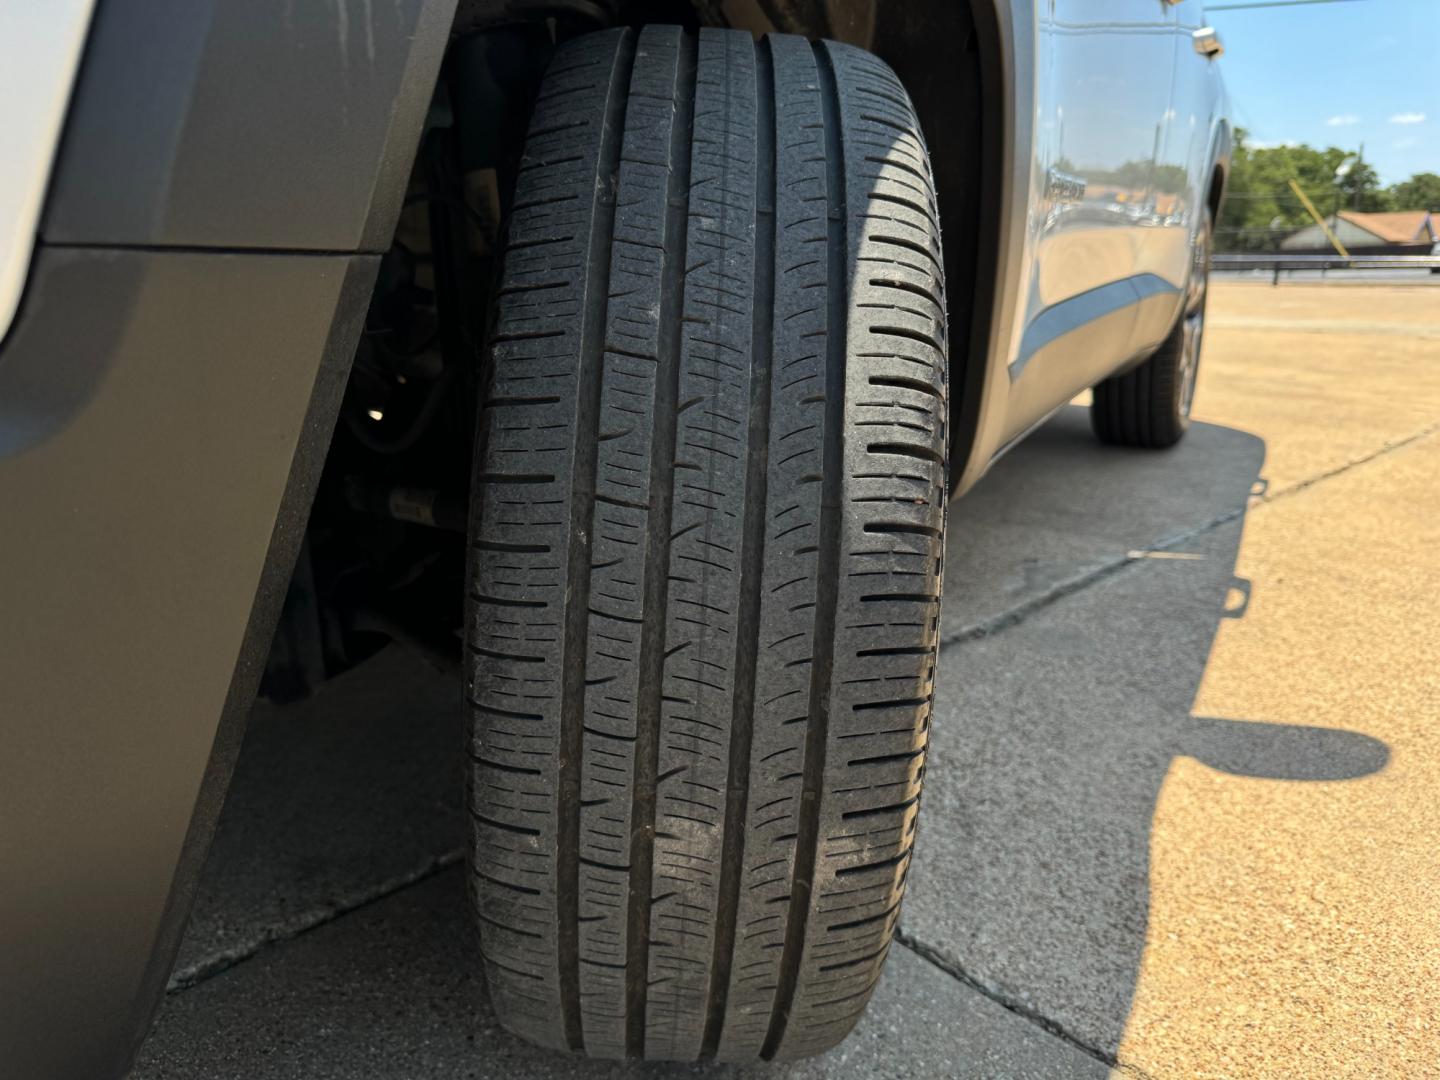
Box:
465;26;947;1063
1091;207;1212;448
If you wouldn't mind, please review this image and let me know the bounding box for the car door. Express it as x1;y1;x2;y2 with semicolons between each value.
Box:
1002;0;1180;441
1161;0;1225;294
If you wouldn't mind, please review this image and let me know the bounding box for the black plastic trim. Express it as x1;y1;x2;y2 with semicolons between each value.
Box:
1;3;457;1076
43;0;456;252
0;248;378;1079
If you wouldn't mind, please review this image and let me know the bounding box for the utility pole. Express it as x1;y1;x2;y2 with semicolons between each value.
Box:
1354;143;1365;210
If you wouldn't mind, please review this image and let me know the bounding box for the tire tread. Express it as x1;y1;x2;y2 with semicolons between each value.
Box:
468;28;947;1062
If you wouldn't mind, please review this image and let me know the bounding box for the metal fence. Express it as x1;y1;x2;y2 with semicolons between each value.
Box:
1212;254;1440;283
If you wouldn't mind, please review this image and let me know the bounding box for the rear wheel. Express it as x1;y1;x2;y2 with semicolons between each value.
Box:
465;25;948;1063
1091;207;1212;448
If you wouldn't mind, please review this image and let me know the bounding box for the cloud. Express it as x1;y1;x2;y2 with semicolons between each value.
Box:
1248;139;1297;150
1389;112;1427;125
1326;115;1360;127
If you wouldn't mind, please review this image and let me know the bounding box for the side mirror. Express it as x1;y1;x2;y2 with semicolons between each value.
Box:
1179;717;1388;782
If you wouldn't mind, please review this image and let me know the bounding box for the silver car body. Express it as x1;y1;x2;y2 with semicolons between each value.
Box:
956;0;1230;493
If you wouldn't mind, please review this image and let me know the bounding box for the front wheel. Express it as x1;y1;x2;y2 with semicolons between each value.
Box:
1091;207;1212;448
466;26;948;1063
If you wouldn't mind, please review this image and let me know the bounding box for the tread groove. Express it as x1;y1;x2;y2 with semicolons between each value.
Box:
626;28;697;1060
761;38;846;1062
702;34;776;1061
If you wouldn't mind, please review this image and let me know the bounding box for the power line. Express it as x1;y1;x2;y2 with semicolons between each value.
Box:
1208;0;1365;11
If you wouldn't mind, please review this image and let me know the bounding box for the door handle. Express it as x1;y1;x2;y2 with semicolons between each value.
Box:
1193;27;1224;57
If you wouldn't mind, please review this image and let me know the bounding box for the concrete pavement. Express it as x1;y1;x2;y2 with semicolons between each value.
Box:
133;283;1440;1077
138;869;1105;1080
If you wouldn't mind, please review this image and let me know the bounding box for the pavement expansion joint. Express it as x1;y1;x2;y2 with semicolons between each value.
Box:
940;417;1440;654
894;926;1133;1072
167;848;463;993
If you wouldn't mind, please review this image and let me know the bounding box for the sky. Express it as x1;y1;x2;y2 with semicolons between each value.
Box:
1206;0;1439;184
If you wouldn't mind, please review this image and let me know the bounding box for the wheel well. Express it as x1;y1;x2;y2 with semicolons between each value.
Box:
865;5;990;496
265;0;990;698
749;1;992;492
1207;162;1227;222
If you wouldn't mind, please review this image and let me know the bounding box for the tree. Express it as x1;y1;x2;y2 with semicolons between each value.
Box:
1388;172;1440;211
1336;159;1390;213
1216;129;1391;252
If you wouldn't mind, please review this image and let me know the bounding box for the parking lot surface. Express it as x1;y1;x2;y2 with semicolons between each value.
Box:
134;283;1440;1078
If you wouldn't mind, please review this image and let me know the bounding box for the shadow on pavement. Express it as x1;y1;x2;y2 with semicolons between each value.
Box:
138;408;1391;1077
904;406;1390;1061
